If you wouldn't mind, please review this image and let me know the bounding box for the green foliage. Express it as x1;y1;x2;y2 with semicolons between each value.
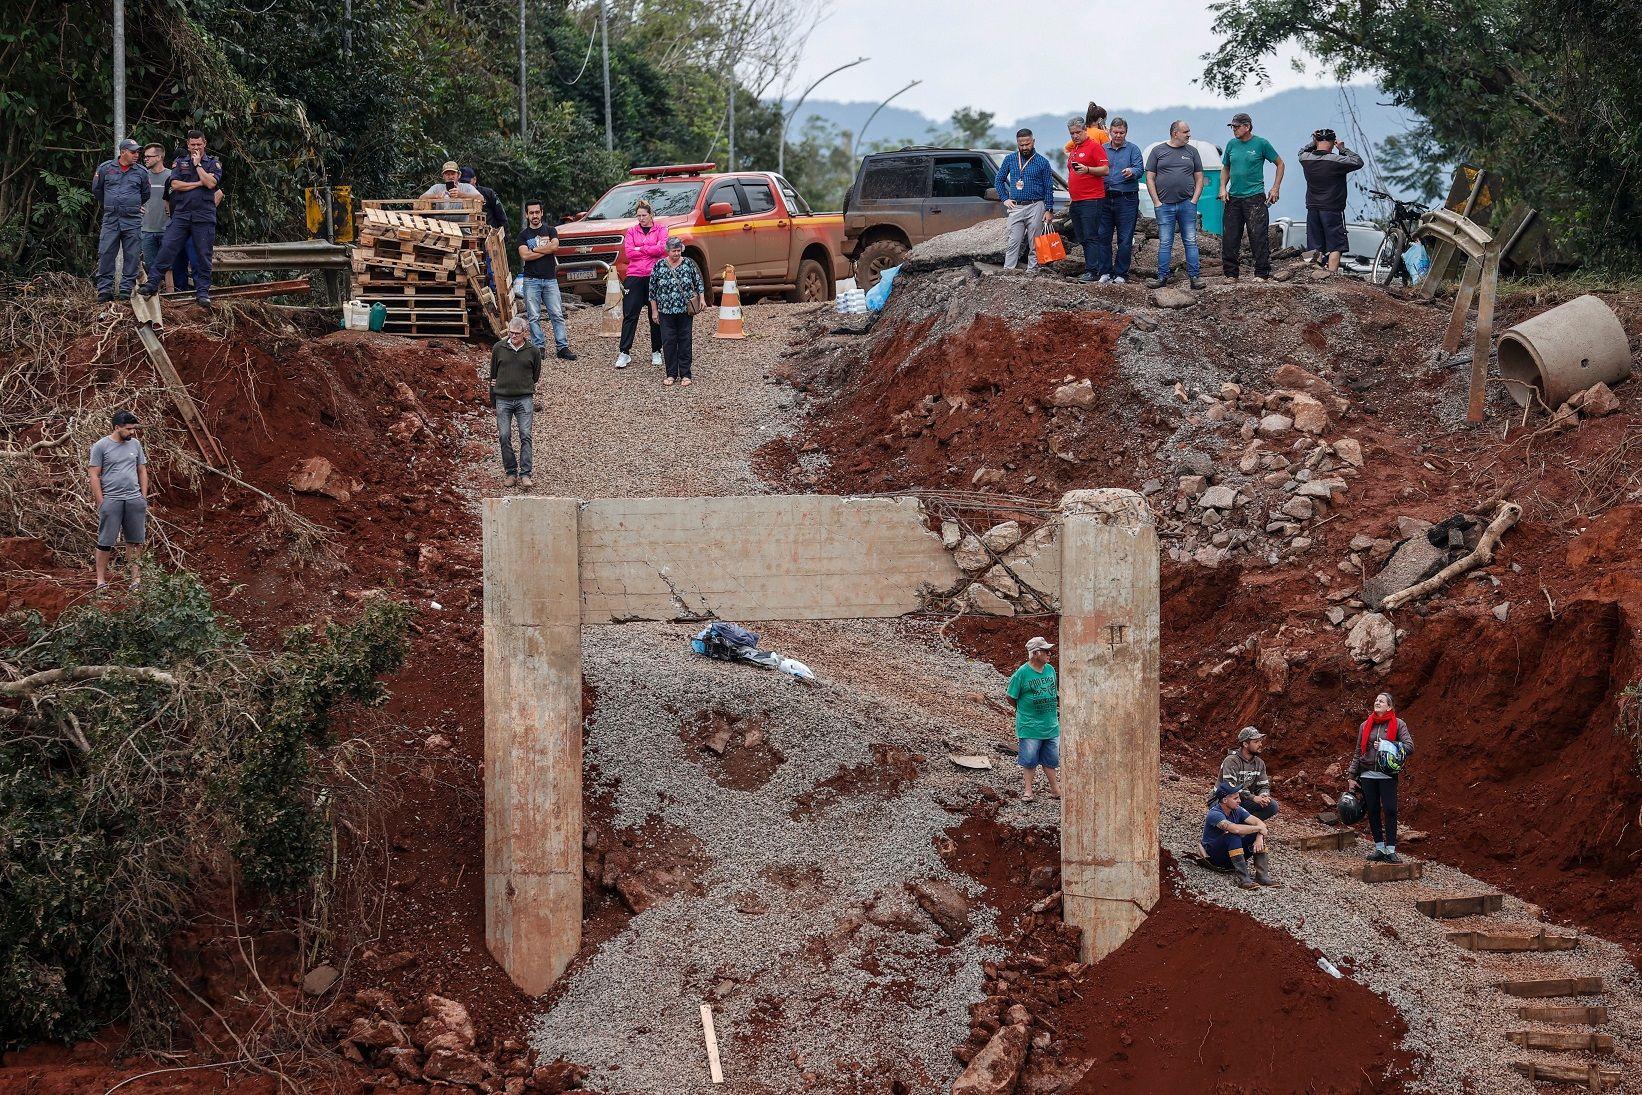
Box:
1200;0;1642;267
0;571;409;1048
1377;122;1459;207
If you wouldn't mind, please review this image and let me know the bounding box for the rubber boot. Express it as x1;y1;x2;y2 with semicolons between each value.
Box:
1232;856;1258;890
1253;851;1282;887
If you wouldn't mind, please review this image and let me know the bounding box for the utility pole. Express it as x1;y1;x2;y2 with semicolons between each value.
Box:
112;0;126;151
517;0;527;134
600;0;613;151
343;0;352;59
727;73;736;171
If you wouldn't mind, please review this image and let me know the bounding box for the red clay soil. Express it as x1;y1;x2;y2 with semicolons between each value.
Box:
783;277;1642;966
941;812;1413;1092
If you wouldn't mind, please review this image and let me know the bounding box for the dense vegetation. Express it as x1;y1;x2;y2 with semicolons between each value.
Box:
1202;0;1642;266
0;573;410;1047
2;0;815;273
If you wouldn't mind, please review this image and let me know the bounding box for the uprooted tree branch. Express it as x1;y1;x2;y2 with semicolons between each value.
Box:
0;570;410;1050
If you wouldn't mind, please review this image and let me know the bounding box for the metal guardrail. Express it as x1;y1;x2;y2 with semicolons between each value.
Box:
211;241;352;271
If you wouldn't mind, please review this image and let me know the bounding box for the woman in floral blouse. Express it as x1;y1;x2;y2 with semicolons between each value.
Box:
647;235;707;387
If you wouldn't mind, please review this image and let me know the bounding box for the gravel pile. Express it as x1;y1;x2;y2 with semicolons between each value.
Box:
531;619;1025;1093
1160;775;1641;1092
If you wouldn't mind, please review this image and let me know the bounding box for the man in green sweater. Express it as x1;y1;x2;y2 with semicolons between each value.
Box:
489;316;542;488
1006;635;1061;802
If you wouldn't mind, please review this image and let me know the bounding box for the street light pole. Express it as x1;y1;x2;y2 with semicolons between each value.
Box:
778;56;868;177
854;79;921;159
112;0;125;151
727;75;735;171
518;0;527;134
600;0;613;151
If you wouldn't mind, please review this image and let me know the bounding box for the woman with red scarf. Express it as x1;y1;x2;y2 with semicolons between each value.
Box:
1348;692;1414;863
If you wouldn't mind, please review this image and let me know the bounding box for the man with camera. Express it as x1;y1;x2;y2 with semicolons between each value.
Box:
1298;128;1363;274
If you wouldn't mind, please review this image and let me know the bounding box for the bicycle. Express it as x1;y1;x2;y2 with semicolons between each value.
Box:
1366;189;1431;287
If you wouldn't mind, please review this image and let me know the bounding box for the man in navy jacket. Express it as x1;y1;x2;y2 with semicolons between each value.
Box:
994;129;1056;272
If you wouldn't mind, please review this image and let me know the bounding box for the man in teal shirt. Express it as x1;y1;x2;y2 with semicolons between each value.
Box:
1006;636;1061;802
1218;111;1284;281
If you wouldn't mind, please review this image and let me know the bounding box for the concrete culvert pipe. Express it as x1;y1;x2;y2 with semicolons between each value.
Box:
1496;294;1631;409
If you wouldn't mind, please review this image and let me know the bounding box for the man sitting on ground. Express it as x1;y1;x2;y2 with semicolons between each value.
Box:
1200;782;1279;889
1218;725;1279;820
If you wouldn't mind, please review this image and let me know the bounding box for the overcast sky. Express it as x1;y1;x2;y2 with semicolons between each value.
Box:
785;0;1331;120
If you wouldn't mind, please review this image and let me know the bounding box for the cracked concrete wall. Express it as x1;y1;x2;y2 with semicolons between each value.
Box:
578;495;963;623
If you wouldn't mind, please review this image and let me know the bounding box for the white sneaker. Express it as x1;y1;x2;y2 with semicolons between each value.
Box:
1098;274;1112;284
1113;276;1127;284
615;353;630;369
651;351;663;366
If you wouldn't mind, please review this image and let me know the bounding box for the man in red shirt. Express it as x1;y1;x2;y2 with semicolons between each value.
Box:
1064;117;1110;283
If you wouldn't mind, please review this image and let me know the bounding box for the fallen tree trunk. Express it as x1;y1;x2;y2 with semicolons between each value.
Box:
1;664;178;698
1380;501;1521;611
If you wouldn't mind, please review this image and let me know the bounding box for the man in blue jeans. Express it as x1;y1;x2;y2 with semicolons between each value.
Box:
488;317;542;489
1144;120;1205;290
1064;117;1109;283
138;129;222;307
1006;636;1061;802
1096;117;1144;282
516;200;576;360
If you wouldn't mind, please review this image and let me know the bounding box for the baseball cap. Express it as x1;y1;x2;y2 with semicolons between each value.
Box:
1227;112;1252;128
441;160;460;174
459;166;476;182
118;138;141;152
111;410;139;426
1236;726;1265;743
1209;781;1242;805
1025;636;1054;653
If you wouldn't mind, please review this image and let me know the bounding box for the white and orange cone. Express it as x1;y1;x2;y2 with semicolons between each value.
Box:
713;265;745;340
600;265;623;337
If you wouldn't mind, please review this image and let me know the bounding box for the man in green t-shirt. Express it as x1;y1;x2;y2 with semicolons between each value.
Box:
1006;636;1061;802
1218;111;1285;281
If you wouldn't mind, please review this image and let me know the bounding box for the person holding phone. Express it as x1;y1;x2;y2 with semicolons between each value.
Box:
1065;117;1110;283
419;161;481;210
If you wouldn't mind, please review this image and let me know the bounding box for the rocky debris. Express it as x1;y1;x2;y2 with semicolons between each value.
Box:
1493;601;1511;622
980;521;1023;553
1198;484;1239;510
967;584;1016;617
942;520;962;549
1258;413;1294;437
1288;393;1329;434
300;963;340;996
907;878;974;941
417;994;477;1049
1256;648;1290;693
347;1015;409;1050
1554;381;1622;428
1050;379;1095;409
953;535;990;573
904;217;1009;271
980;566;1020;599
289;455;363;502
423;1043;493;1088
1296;476;1347;499
1361;532;1447;608
1333;437;1364;467
1149;286;1196;310
1346;612;1398;665
952;1008;1032;1095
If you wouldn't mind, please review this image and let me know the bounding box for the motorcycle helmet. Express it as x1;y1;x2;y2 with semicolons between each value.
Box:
1375;738;1405;775
1336;788;1365;826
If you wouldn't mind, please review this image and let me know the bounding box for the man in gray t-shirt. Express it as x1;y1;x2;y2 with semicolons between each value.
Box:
89;410;151;590
1144;120;1206;289
140;143;172;289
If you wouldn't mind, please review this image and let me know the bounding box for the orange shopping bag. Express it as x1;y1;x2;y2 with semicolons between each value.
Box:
1034;230;1066;265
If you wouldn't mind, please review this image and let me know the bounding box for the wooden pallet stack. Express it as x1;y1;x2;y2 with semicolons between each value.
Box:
351;199;511;339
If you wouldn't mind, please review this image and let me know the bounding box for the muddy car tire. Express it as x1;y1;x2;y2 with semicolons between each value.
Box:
786;258;831;303
853;239;909;289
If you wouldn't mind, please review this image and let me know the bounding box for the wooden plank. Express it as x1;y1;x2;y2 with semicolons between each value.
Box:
1506;1030;1614;1053
1416;894;1503;919
1448;928;1577;953
1498;977;1603;999
1517;1005;1609;1026
136;326;227;466
699;1003;724;1084
1353;861;1424;883
1285;830;1357;851
159;278;310;302
1467;245;1499;424
1510;1061;1621;1090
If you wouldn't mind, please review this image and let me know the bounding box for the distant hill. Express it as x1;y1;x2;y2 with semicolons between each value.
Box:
785;86;1425;222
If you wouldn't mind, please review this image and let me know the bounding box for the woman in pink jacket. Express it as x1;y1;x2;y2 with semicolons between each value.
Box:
616;201;669;369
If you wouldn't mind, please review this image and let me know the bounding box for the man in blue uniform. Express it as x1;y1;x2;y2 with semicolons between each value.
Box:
139;130;223;307
1201;781;1279;889
92;139;149;303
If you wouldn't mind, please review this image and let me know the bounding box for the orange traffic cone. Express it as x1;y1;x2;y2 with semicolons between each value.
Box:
599;265;623;337
713;265;745;340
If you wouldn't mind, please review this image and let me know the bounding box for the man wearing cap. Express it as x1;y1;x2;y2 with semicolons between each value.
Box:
1201;783;1277;888
462;167;509;233
138;130;223;308
1219;113;1283;282
1298;129;1363;273
92;139;150;303
994;129;1056;273
420;162;483;210
488;315;541;489
89;410;150;590
1219;725;1279;821
1006;636;1061;802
